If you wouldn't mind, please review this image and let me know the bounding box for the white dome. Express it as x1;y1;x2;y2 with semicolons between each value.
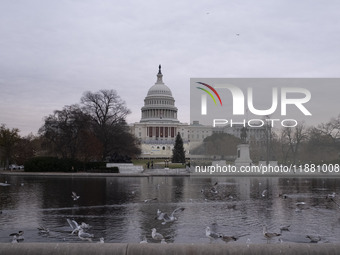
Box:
140;65;178;123
147;83;173;97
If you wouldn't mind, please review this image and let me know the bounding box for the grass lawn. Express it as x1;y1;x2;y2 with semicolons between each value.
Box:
132;159;186;168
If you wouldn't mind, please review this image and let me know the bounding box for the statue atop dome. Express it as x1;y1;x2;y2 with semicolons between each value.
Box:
157;64;163;84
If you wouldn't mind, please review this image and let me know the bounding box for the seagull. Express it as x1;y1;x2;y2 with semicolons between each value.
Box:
67;219;90;234
279;193;288;199
205;226;222;241
210;187;218;194
155;209;165;220
71;191;80;201
306;235;321;243
11;235;18;243
326;192;336;199
295;201;308;211
160;207;185;224
221;235;238;243
78;229;94;241
263;226;281;243
161;239;167;244
9;231;24;242
221;233;248;243
97;237;104;243
151;228;164;241
144;198;158;203
67;219;82;234
140;236;148;244
279;224;290;232
80;222;90;229
0;182;10;187
37;225;49;234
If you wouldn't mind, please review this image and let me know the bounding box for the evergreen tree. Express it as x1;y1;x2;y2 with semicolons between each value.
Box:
172;132;185;163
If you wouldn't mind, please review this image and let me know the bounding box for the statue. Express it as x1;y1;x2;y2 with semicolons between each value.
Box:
240;127;248;143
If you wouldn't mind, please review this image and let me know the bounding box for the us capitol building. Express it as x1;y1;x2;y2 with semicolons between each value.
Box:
130;65;268;159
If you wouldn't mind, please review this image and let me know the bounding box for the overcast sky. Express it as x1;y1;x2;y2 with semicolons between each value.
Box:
1;0;340;136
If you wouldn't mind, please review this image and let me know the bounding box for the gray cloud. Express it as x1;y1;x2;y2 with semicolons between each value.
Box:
1;0;340;135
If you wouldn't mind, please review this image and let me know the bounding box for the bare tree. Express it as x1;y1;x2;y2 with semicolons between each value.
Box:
318;114;340;146
280;122;308;164
81;89;130;127
81;89;139;159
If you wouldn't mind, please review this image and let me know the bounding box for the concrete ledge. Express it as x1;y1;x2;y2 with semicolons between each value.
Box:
1;243;340;255
0;171;189;178
0;243;128;255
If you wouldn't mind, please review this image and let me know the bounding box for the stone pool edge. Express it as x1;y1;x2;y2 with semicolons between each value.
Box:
0;243;339;255
2;170;340;178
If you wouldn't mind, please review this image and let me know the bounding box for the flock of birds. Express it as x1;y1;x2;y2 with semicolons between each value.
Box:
137;180;338;244
8;191;104;243
3;179;339;244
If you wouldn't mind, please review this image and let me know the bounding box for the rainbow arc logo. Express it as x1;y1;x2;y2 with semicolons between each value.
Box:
196;82;223;106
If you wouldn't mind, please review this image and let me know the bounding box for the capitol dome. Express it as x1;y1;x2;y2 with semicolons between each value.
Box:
147;83;173;96
140;65;179;123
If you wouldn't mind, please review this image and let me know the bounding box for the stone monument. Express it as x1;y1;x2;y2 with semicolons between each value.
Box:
234;127;252;167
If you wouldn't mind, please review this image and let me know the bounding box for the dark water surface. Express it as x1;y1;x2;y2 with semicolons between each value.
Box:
1;175;340;244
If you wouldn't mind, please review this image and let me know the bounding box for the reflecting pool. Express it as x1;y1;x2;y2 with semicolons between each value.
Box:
1;174;340;244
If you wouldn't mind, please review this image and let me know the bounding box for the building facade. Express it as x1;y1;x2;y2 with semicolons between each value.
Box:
131;66;268;159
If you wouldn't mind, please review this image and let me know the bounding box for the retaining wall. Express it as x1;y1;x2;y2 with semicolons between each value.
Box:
1;243;340;255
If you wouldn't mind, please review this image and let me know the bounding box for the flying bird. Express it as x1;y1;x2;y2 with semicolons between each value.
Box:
156;207;185;224
78;229;94;242
72;191;80;201
9;231;24;242
67;219;90;234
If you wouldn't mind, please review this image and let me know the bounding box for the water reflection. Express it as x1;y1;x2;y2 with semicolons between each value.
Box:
0;175;340;243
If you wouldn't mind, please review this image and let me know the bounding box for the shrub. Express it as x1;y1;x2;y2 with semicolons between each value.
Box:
24;157;81;172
